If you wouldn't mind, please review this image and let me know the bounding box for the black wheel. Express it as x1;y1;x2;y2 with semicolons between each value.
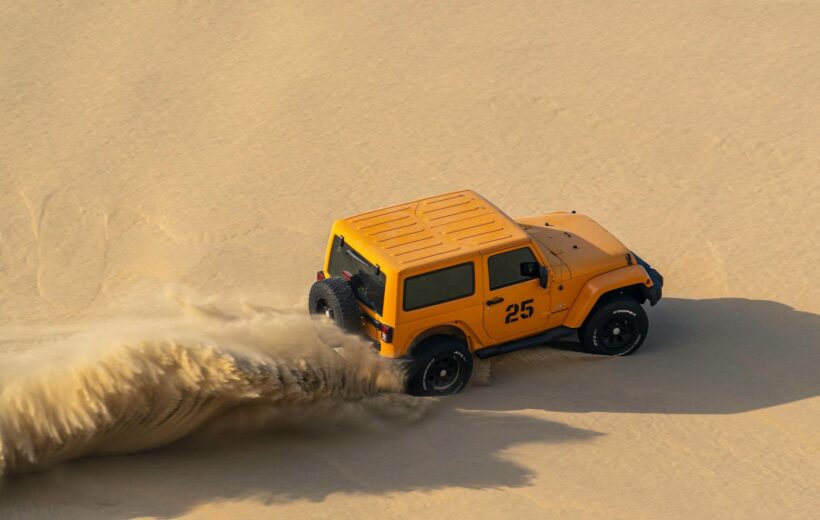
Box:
406;336;473;396
579;297;648;356
308;277;362;333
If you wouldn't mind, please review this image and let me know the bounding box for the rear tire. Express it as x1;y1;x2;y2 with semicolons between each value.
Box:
406;337;472;396
579;297;648;356
308;277;362;333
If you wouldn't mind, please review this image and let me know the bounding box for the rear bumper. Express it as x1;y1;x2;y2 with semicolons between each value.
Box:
634;254;663;306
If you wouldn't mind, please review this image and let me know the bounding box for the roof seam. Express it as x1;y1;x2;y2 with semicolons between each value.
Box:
359;214;410;229
394;242;447;256
384;235;437;250
456;226;505;241
443;218;497;235
427;206;483;221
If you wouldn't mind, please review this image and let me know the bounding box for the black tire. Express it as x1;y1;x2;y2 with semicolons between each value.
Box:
406;336;473;396
308;277;362;333
579;297;648;356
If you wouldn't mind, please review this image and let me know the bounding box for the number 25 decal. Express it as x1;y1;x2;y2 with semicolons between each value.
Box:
504;299;535;324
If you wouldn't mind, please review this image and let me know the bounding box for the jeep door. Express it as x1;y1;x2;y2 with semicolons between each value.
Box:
481;246;550;342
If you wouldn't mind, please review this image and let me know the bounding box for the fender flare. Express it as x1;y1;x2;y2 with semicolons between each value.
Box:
406;322;483;356
562;265;655;329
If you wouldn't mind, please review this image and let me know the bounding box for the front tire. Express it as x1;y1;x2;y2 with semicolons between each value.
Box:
579;297;648;356
406;337;473;396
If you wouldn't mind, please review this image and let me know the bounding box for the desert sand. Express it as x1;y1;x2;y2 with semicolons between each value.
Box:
1;1;818;518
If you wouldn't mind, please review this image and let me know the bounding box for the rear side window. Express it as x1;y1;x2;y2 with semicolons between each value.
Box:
327;235;386;314
403;263;474;311
488;247;538;290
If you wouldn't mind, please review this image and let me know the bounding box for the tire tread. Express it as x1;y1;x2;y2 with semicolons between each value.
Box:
579;297;648;356
308;277;362;333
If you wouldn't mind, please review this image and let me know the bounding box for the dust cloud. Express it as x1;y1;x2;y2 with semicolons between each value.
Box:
0;295;429;476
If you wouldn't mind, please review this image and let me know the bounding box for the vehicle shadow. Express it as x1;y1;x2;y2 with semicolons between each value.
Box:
467;297;820;415
1;297;816;518
0;409;600;519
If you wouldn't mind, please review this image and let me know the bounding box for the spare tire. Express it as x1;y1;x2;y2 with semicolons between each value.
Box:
308;277;362;333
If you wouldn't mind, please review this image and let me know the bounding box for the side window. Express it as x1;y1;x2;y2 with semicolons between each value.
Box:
403;263;474;311
488;247;538;290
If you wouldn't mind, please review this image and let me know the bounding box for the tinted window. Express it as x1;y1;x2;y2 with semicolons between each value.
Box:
488;247;538;290
403;263;474;311
327;235;386;314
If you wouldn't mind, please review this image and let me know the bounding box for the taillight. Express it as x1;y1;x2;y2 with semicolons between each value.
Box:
341;270;353;281
316;271;326;281
378;323;393;343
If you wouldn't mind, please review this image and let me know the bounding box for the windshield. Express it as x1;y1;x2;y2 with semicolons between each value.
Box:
327;235;386;315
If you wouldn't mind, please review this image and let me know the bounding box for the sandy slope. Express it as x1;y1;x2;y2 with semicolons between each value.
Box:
1;1;818;518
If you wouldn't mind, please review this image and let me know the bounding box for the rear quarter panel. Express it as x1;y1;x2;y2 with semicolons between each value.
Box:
393;258;488;357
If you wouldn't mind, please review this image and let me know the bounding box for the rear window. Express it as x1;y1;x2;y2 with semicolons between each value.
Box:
327;235;386;314
403;263;474;311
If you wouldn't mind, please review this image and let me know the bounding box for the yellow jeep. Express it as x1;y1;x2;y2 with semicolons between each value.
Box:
309;190;663;396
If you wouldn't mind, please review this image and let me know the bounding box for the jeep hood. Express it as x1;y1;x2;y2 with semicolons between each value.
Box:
516;213;631;279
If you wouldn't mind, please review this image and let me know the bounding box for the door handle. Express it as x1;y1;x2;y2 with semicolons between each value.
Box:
486;296;504;306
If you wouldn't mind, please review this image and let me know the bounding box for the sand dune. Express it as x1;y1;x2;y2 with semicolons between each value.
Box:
1;0;818;518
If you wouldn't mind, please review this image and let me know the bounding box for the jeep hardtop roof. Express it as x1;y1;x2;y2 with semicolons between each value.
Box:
332;190;530;272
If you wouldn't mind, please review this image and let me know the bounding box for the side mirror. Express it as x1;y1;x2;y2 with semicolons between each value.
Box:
520;262;548;288
519;261;538;277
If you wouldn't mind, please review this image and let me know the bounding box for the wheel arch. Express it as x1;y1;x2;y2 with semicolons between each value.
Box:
407;324;475;357
563;265;654;329
597;284;648;307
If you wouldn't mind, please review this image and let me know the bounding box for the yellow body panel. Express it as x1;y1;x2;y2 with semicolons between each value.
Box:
480;245;551;342
320;191;657;358
331;190;530;273
516;213;631;278
562;265;653;328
